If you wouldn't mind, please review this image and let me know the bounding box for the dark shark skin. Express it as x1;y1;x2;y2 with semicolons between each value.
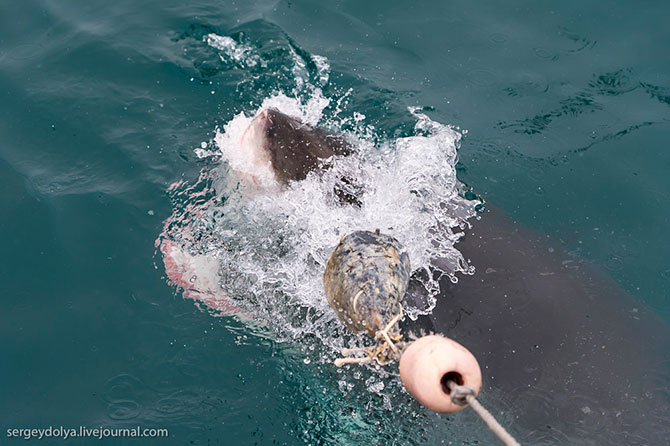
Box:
405;206;669;445
247;108;351;184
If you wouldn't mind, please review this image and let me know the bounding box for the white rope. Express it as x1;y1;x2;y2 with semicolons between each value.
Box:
448;381;521;446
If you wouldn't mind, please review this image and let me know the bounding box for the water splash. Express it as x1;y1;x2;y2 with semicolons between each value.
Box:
158;36;480;442
160;87;478;350
204;33;263;68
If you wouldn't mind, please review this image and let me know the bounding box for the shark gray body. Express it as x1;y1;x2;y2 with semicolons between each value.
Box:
404;206;669;444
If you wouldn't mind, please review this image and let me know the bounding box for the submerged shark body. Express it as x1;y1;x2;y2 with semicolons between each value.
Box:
163;110;669;444
404;207;669;444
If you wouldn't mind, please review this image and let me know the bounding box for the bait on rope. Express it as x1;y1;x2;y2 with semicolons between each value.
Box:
324;230;521;445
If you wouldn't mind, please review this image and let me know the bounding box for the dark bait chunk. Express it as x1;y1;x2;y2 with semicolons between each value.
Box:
323;230;411;365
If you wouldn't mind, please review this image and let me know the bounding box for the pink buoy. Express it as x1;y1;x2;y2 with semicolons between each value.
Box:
399;335;482;413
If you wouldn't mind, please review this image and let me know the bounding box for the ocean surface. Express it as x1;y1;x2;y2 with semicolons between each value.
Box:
2;1;669;445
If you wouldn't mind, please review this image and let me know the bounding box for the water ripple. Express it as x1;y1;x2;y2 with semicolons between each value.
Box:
155;390;200;416
107;399;141;421
557;27;597;53
489;32;508;44
588;68;638;96
103;373;145;402
533;47;559;61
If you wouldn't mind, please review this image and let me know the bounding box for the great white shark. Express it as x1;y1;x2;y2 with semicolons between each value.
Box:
161;108;669;445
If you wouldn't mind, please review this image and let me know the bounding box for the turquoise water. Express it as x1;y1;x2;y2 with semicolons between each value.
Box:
2;1;669;445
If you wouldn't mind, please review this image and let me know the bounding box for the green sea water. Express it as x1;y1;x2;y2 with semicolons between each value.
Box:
1;1;669;445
